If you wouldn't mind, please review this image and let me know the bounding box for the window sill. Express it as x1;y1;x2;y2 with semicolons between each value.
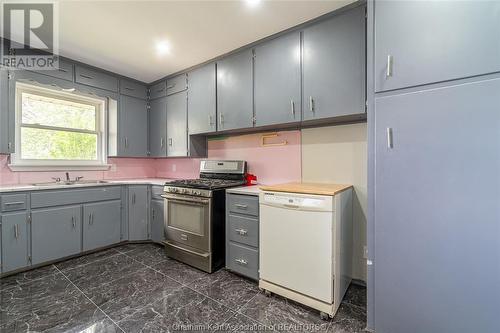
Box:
8;164;112;172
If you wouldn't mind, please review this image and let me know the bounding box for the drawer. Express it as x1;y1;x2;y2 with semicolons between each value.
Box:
227;214;258;247
227;194;259;217
149;81;167;99
120;79;147;99
151;186;164;200
31;186;121;208
227;242;259;280
1;194;28;212
30;59;74;81
75;65;118;92
166;74;187;95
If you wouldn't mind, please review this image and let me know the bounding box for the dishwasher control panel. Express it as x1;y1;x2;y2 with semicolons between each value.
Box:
261;192;333;211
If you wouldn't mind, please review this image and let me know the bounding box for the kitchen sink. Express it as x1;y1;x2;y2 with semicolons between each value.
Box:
32;180;109;186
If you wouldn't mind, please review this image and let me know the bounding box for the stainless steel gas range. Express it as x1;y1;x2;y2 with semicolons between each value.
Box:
162;160;247;273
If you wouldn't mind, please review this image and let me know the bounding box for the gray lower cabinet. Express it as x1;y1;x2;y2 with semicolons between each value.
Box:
1;212;28;273
150;199;165;244
31;205;81;265
254;32;301;127
217;50;254;131
128;186;149;240
166;91;188;157
83;200;121;251
374;78;500;333
375;1;500;92
302;5;366;122
0;69;12;154
149;96;167;157
119;95;148;157
226;193;259;280
188;63;217;134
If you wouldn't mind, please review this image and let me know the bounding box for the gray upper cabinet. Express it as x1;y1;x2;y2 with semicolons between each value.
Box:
75;65;119;92
119;95;148;157
375;1;500;92
166;91;188;157
29;59;74;82
120;79;147;99
166;74;187;96
149;81;167;100
31;205;81;265
83;200;121;251
254;32;301;127
128;186;149;241
1;212;28;273
303;5;366;121
374;78;500;333
149;96;167;157
188;63;217;134
217;49;254;131
0;69;11;154
150;199;165;244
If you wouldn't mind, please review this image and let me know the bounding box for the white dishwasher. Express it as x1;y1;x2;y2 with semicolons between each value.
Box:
259;188;352;319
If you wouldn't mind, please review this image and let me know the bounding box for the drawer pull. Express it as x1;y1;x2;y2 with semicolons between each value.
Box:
235;228;248;236
14;224;19;239
235;258;248;266
235;204;248;210
71;216;76;228
79;73;94;80
58;68;68;73
4;201;24;206
180;234;188;241
124;87;134;91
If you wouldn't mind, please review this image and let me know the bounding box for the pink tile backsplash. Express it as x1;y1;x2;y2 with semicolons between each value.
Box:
0;130;302;186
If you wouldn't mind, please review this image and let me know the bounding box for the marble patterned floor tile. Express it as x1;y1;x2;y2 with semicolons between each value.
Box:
341;285;366;309
114;242;153;254
189;270;259;310
0;264;59;292
55;247;122;271
118;286;233;333
84;267;182;322
120;243;169;266
220;313;272;333
62;253;145;292
326;303;366;333
152;258;208;285
239;292;329;332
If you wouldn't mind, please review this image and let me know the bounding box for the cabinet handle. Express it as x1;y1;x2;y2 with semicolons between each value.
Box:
161;138;165;148
132;193;136;204
290;100;295;117
386;127;393;149
7;142;12;151
58;68;68;73
235;203;248;210
219;114;224;127
124;137;129;148
235;258;248;266
4;201;24;206
79;73;94;80
124;87;134;91
180;234;188;241
152;208;155;220
168;138;173;146
72;216;76;228
309;96;314;113
235;228;248;236
386;55;393;78
88;213;92;225
166;83;176;90
208;115;214;126
14;224;19;239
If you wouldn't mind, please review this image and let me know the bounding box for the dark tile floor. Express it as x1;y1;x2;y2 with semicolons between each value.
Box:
0;243;367;333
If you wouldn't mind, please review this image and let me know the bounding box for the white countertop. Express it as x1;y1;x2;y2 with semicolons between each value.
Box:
226;185;261;196
0;178;175;193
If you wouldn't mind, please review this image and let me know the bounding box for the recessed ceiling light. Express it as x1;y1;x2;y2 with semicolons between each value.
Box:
245;0;261;8
155;40;171;56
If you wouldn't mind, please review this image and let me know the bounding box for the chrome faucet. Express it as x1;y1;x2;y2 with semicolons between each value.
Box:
65;172;70;182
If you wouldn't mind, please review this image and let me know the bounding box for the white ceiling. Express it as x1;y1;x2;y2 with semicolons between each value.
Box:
58;0;354;83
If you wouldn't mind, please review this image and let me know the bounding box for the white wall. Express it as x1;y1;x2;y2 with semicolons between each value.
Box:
301;123;367;282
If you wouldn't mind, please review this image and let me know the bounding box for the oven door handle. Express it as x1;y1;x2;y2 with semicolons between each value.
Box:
164;241;210;258
161;194;209;205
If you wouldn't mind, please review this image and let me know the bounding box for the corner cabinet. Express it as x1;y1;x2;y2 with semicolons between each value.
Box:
128;186;149;240
119;95;148;157
217;50;254;131
149;96;168;157
302;5;366;122
188;63;217;135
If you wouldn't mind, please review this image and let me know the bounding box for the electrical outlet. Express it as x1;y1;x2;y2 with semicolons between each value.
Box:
363;246;368;259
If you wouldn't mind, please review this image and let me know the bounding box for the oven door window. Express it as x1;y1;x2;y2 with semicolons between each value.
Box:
168;200;206;236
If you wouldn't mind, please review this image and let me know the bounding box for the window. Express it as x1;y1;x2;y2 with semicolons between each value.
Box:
11;83;108;170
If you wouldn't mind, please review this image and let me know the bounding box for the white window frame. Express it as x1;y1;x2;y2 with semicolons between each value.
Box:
9;82;110;171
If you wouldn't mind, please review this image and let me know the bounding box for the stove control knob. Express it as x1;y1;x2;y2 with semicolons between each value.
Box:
181;189;187;194
194;191;201;196
171;188;177;193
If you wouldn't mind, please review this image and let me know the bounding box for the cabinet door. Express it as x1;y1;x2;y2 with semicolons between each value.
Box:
119;95;148;157
166;91;188;157
1;212;28;273
149;81;167;100
83;200;121;251
120;79;147;99
0;69;10;153
75;65;118;92
254;32;301;127
188;63;217;134
149;96;167;157
303;5;365;121
217;50;254;131
374;78;500;333
150;199;165;243
166;74;187;96
128;186;149;240
31;205;81;265
375;1;500;92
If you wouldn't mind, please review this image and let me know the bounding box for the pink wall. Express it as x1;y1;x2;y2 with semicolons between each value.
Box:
0;130;302;186
155;130;302;185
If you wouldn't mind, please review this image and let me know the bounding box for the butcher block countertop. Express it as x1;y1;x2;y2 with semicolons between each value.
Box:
259;182;352;196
